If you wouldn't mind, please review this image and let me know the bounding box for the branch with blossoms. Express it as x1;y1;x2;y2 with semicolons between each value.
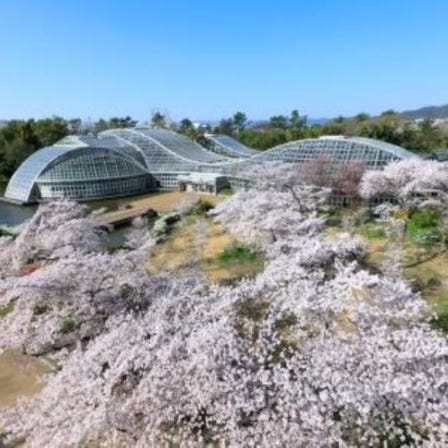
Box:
361;159;448;269
1;189;448;446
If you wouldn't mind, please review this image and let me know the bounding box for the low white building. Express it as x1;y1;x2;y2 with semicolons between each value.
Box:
178;173;229;195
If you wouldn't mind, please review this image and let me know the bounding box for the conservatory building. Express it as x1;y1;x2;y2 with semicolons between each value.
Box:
204;134;259;158
4;136;156;204
4;130;420;204
228;136;420;174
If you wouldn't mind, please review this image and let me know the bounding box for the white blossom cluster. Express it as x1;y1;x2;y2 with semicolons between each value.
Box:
1;200;103;274
0;190;448;447
360;159;448;204
210;186;328;249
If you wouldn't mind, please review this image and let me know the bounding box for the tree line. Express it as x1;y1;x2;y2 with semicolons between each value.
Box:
211;109;448;152
1;109;447;181
0;116;137;180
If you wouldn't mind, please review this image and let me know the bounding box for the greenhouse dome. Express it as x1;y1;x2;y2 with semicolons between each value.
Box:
5;137;155;204
229;136;420;174
4;130;423;204
204;134;259;158
100;128;231;188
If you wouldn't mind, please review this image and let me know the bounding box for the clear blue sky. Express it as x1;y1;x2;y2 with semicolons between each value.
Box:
0;0;447;121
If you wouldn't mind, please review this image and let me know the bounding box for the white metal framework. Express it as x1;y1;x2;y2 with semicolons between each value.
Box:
204;134;259;158
4;130;420;203
229;136;419;174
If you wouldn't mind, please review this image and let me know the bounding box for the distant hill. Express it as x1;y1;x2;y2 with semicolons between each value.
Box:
402;104;448;120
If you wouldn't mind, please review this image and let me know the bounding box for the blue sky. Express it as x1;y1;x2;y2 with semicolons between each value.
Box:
0;0;447;121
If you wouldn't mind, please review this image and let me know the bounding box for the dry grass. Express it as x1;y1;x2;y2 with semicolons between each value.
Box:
146;216;264;284
128;191;220;214
0;350;53;408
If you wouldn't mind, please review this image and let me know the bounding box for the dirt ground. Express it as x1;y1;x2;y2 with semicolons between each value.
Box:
128;191;220;214
146;215;264;284
0;350;52;408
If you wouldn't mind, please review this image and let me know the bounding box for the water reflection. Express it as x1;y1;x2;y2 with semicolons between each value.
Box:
0;187;162;228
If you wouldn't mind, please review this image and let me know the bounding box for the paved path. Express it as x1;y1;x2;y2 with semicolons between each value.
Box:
94;191;220;227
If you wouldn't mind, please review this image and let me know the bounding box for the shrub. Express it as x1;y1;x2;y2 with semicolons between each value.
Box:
407;209;441;244
191;200;214;216
430;312;448;333
33;303;52;316
218;187;233;197
356;221;386;239
151;213;181;240
60;317;78;335
217;245;259;265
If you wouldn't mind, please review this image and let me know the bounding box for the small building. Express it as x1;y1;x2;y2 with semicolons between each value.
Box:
178;173;229;195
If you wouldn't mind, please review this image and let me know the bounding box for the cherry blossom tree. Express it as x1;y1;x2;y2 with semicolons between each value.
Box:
360;159;448;206
361;159;448;266
1;190;448;447
10;200;103;270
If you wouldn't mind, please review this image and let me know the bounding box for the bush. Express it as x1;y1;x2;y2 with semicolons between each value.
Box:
408;209;440;230
218;187;234;197
430;312;448;333
356;221;386;239
33;303;52;316
151;213;181;240
406;209;441;245
60;317;78;335
191;200;215;216
217;245;259;265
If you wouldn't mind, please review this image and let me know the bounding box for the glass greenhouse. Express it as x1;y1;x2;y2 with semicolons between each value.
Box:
229;136;419;174
4;137;155;204
4;130;421;204
101;128;229;170
204;134;259;158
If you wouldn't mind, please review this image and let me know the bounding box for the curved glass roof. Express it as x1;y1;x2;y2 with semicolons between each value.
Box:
5;130;422;203
38;148;147;182
227;136;420;174
341;136;417;160
205;134;259;158
101;128;228;171
57;134;148;168
5;145;78;202
5;142;148;203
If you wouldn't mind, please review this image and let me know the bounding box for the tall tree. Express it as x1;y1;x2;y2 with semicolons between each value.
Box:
290;110;306;129
233;111;247;132
33;117;69;147
151;112;167;128
108;116;137;129
214;118;234;136
269;115;289;130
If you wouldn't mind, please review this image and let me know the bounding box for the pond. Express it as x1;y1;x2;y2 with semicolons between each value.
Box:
0;181;164;228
